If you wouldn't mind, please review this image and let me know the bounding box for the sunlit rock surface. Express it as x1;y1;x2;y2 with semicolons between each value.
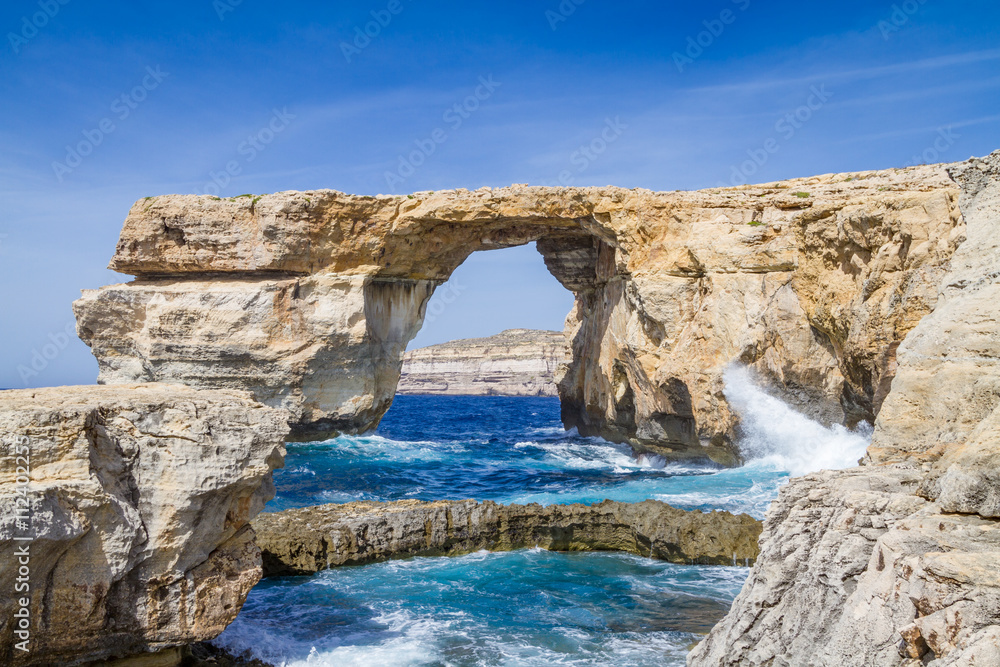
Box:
689;152;1000;666
0;385;289;666
76;164;964;463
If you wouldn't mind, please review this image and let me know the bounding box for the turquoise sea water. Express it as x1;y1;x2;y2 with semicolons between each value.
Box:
217;369;871;666
215;551;748;667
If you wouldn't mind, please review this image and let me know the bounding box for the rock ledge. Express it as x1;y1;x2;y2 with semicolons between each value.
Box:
252;498;762;576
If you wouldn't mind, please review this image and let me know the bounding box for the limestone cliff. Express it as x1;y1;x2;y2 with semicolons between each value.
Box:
251;499;762;575
0;385;289;666
689;152;1000;666
75;164;963;464
397;329;568;396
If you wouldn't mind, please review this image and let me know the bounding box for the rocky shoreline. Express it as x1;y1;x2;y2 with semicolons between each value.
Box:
689;152;1000;665
0;385;289;666
252;499;762;576
3;151;999;665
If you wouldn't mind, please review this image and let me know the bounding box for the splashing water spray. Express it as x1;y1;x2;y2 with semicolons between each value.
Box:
722;365;872;477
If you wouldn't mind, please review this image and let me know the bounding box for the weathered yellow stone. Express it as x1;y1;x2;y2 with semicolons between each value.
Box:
690;151;1000;666
0;385;289;666
76;164;963;464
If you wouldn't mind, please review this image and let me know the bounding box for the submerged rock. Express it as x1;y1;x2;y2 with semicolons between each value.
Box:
252;499;762;576
0;385;289;666
75;163;964;463
398;329;569;397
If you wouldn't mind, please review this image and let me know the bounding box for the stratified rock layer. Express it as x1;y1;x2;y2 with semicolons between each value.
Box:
75;165;964;462
0;385;289;666
689;152;1000;666
252;499;762;576
397;329;568;396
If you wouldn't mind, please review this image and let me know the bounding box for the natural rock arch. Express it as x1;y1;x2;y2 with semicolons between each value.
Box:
75;168;963;465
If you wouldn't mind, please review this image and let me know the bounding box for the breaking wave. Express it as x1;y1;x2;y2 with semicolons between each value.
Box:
723;365;872;477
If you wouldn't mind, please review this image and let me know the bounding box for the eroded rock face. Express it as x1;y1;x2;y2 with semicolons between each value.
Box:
251;499;762;575
689;151;1000;666
74;274;433;441
868;153;1000;469
688;465;1000;666
76;164;963;462
0;385;289;666
397;329;568;396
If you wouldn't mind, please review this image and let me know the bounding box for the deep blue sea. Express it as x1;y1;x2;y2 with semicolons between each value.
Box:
266;395;786;518
216;369;871;666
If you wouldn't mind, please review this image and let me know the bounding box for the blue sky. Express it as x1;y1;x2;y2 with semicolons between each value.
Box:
1;0;998;387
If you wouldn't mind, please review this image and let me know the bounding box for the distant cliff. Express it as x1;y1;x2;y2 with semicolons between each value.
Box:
397;329;568;397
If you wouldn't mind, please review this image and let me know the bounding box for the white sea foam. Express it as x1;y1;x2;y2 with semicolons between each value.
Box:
213;608;447;667
214;549;724;667
599;632;692;666
296;434;467;463
281;611;446;667
514;438;654;473
723;365;872;477
525;425;568;437
316;490;378;503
